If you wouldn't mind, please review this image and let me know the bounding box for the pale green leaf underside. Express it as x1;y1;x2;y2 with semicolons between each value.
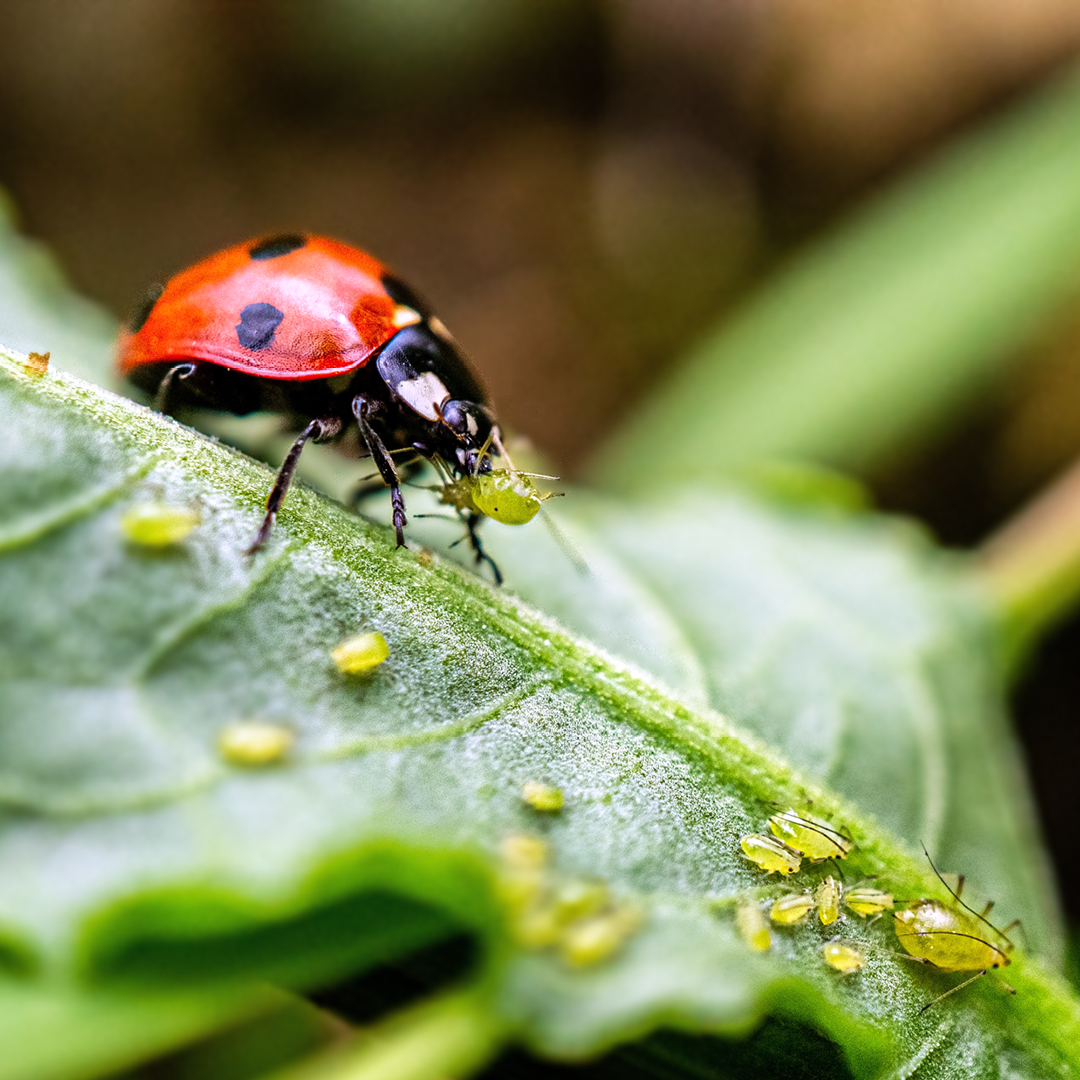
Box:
2;350;1080;1080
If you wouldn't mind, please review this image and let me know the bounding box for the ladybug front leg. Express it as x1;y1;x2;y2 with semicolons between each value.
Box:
153;362;197;414
246;416;341;555
352;395;408;547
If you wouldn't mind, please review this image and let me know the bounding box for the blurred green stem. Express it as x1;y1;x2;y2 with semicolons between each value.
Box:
262;988;505;1080
978;455;1080;660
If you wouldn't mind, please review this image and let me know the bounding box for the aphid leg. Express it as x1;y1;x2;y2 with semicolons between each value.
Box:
465;511;503;586
350;457;423;508
955;875;966;901
919;969;987;1013
353;395;407;546
154;361;196;414
247;416;341;555
980;901;994;920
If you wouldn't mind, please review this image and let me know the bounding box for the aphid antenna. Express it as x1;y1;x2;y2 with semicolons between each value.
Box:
412;513;463;524
538;511;589;577
917;969;1016;1013
920;845;1016;948
824;856;847;882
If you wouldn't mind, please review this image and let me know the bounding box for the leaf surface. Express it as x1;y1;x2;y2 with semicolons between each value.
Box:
2;350;1080;1080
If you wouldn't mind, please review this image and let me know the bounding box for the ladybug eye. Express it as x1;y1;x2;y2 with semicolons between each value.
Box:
441;400;484;441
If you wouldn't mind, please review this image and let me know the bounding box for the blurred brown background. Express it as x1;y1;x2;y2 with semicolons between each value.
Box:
2;0;1080;928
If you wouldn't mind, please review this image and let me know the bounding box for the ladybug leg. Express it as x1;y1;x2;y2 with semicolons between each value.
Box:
465;511;503;586
246;416;341;555
153;362;197;414
352;395;408;547
349;456;423;508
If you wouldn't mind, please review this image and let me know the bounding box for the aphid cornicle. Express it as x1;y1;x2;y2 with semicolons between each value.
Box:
893;849;1017;1009
768;808;853;862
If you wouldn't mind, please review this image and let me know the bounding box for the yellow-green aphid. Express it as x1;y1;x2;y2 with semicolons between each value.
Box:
768;809;852;862
736;903;771;952
217;720;294;766
845;886;894;918
496;835;549;930
770;892;816;925
816;876;842;925
121;502;200;546
741;834;801;875
894;849;1016;1008
331;631;389;674
823;941;865;973
559;905;641;967
500;834;549;870
522;780;564;812
550;880;609;923
470;470;545;526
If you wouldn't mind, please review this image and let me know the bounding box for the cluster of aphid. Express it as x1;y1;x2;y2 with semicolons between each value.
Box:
739;808;1018;1008
738;808;887;973
497;834;641;967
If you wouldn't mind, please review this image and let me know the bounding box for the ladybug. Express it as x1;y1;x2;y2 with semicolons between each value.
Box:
118;233;509;579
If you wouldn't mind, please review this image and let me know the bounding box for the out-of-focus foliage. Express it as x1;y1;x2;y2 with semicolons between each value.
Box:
593;67;1080;491
2;349;1080;1080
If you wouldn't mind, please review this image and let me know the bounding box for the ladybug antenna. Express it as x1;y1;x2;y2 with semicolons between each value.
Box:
472;430;496;474
537;505;589;577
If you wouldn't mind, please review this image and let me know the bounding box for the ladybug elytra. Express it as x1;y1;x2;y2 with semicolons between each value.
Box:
118;233;511;580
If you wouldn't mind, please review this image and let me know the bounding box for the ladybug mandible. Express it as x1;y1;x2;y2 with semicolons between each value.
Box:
118;233;510;579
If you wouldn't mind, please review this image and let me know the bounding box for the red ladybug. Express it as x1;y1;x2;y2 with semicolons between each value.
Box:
118;233;506;579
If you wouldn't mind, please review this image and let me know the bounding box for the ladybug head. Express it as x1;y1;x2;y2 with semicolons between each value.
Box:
440;399;499;476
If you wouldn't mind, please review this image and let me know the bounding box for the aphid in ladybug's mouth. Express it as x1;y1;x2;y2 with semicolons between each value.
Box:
893;848;1018;1010
437;468;552;527
117;233;529;580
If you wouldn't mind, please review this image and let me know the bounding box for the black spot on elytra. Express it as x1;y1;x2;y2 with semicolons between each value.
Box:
381;274;431;317
129;283;165;333
249;234;307;261
236;302;284;350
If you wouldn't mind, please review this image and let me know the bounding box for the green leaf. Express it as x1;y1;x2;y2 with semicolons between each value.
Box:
441;483;1062;962
3;349;1079;1080
0;974;281;1080
591;64;1080;491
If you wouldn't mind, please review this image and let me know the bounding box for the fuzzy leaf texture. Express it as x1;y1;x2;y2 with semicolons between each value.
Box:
1;347;1080;1080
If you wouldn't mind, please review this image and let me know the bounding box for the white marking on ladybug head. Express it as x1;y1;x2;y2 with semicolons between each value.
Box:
466;413;478;435
396;371;450;421
428;316;453;340
392;305;422;328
